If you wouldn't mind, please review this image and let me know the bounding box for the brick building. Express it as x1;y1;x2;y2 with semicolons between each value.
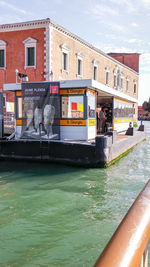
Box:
0;18;139;135
0;19;139;103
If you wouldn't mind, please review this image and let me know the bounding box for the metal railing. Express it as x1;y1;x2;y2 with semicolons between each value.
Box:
94;180;150;267
4;112;15;133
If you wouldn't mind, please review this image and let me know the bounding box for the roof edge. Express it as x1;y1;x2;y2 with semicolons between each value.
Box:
0;18;139;75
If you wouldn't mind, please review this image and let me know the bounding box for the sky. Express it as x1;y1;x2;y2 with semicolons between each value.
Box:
0;0;150;105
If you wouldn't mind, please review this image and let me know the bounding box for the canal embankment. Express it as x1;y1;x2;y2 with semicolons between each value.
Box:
0;127;145;167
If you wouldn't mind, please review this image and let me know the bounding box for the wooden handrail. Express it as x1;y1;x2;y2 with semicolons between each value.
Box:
94;180;150;267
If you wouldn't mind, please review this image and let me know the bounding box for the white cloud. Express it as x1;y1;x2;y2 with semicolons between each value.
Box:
103;35;144;47
0;0;31;15
140;53;150;65
88;3;126;33
54;0;62;3
140;53;150;74
104;33;119;40
109;0;150;13
90;3;118;17
127;39;144;46
140;0;150;7
128;39;137;43
109;22;126;32
139;74;150;104
0;14;21;24
93;42;137;54
131;22;139;27
110;0;138;13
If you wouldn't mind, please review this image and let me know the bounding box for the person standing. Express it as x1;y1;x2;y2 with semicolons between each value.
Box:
99;107;106;133
96;107;100;133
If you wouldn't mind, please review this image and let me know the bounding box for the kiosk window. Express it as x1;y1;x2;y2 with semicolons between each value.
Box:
88;94;96;118
114;100;134;118
17;97;22;118
62;95;84;118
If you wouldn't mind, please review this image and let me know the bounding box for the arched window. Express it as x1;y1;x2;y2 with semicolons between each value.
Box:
76;52;84;77
133;80;137;94
60;43;70;72
126;76;130;92
93;59;99;80
113;65;124;91
23;37;37;68
105;66;110;86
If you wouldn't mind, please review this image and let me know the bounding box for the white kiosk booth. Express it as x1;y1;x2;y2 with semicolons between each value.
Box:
3;79;138;141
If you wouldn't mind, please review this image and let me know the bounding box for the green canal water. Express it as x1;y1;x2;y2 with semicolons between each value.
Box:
0;122;150;266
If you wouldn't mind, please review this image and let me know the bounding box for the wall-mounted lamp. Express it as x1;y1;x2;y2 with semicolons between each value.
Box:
18;73;28;82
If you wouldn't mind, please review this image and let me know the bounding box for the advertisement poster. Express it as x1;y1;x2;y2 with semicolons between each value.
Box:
21;82;60;140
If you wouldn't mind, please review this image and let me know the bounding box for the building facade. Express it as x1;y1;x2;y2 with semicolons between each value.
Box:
0;18;139;135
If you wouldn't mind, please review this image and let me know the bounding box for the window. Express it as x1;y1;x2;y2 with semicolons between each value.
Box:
77;59;82;76
0;50;4;67
93;59;99;81
121;77;123;90
120;73;124;91
23;37;37;68
134;83;136;94
27;47;35;66
106;71;109;85
76;52;84;77
113;67;118;88
105;67;110;86
117;72;120;88
88;91;96;118
62;52;68;71
62;95;84;118
133;80;137;94
114;74;117;88
93;66;97;80
114;99;134;118
3;94;6;107
60;43;70;73
0;40;7;69
126;78;129;92
17;97;22;118
113;66;124;91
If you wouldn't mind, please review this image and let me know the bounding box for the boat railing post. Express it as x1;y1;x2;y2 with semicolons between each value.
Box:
94;180;150;267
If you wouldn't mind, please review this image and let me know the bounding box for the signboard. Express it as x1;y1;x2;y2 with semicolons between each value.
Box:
60;88;86;95
88;119;96;126
60;120;86;126
50;85;59;94
20;82;60;140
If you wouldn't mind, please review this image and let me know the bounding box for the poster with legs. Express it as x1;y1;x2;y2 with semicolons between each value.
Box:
21;82;60;140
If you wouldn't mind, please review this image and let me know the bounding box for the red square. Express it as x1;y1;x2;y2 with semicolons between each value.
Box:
72;102;77;110
49;85;59;94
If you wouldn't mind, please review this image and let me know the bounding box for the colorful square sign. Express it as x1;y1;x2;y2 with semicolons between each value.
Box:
71;102;77;110
50;85;59;94
78;104;84;112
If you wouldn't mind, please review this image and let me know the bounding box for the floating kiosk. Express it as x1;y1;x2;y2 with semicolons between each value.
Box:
0;79;145;167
